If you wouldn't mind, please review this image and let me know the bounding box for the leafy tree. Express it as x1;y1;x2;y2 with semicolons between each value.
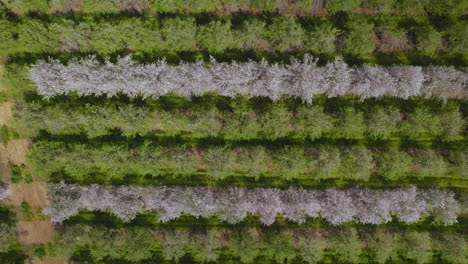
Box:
153;145;197;176
395;0;426;15
308;147;342;180
266;17;305;51
399;231;432;264
444;21;467;54
0;20;16;56
294;105;333;139
82;0;119;13
415;25;443;56
273;146;307;180
413;149;447;178
306;23;338;53
439;108;465;141
162;17;197;51
197;20;235;52
343;17;376;55
251;0;278;12
259;104;292;140
332;107;366;139
49;0;69;13
115;105;154;137
420;0;466;16
292;0;314;9
239;19;268;49
161;0;218;12
50;20;91;52
188;232;219;263
17;19;60;53
434;233;467;264
366;230;400;264
222;98;260;140
376;27;410;52
327;0;362;14
123;18;164;52
90;22;127;54
366;106;402;139
159;108;222;137
1;0;50;13
401;107;443;139
341;148;374;180
450;151;467;179
296;231;326;264
236;146;269;179
228;230;262;264
361;0;397;14
150;0;185;12
162;231;189;262
0;224;17;253
377;150;412;180
330;229;362;264
263;231;296;264
202;147;237;180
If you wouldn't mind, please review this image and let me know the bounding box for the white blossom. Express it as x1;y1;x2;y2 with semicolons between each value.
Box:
30;56;467;102
0;181;10;203
44;184;460;226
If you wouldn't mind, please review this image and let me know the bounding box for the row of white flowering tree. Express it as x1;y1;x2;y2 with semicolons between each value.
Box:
30;56;467;102
45;183;459;226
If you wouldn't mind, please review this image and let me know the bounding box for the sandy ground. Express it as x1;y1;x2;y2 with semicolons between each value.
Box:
1;63;67;264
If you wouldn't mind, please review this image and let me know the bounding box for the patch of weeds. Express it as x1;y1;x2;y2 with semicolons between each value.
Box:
24;173;33;184
1;125;10;145
34;207;46;221
0;91;7;103
33;244;46;260
10;165;22;184
20;201;34;221
10;128;20;139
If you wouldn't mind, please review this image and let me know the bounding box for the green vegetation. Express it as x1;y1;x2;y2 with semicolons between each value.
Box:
0;15;465;61
0;125;9;145
38;226;467;264
1;0;465;16
27;141;466;184
0;1;466;263
0;91;7;103
10;165;22;184
9;164;34;184
14;95;466;142
20;201;33;221
0;223;25;264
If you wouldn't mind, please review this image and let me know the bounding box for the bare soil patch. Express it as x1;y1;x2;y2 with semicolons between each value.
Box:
0;63;56;248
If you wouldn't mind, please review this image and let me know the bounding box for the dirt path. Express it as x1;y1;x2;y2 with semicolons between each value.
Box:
0;62;66;264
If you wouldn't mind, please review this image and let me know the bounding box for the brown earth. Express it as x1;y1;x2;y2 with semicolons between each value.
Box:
1;63;66;264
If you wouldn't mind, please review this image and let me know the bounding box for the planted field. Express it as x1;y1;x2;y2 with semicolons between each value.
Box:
0;1;466;264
